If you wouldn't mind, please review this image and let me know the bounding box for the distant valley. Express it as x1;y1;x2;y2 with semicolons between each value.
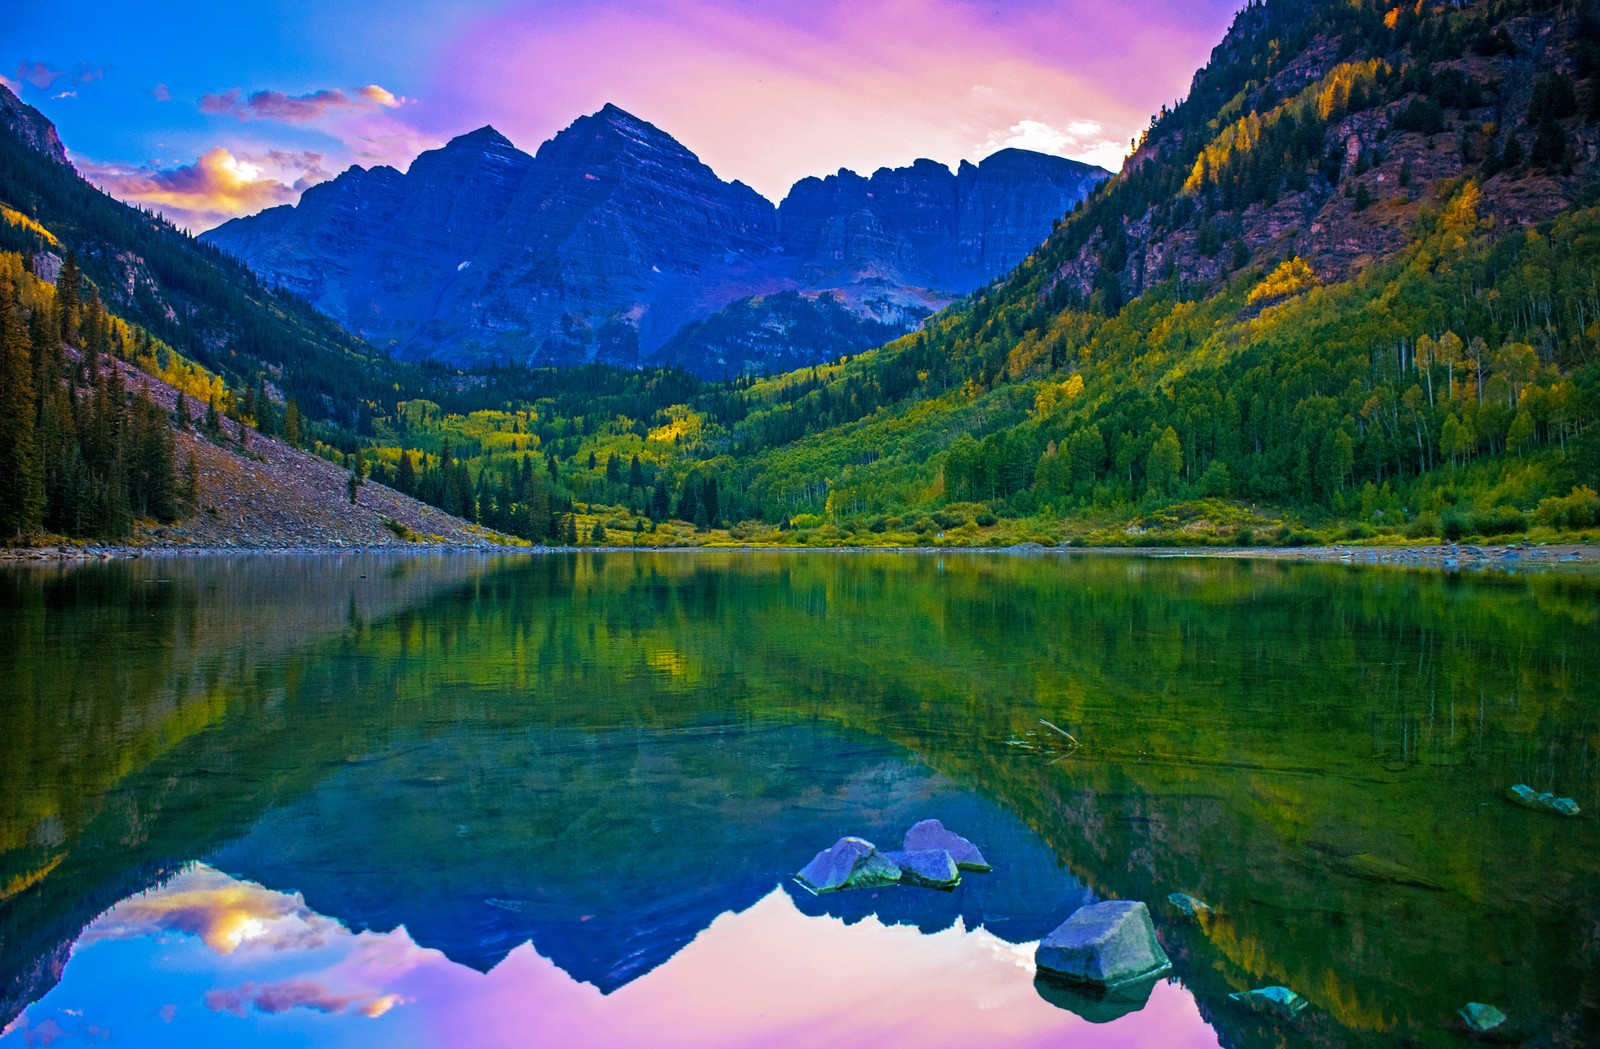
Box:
202;105;1108;376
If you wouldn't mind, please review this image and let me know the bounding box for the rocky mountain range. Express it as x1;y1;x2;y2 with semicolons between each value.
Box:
203;105;1108;375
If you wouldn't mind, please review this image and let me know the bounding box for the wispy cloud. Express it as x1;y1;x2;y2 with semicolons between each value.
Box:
13;60;104;91
199;84;404;123
980;118;1125;171
151;83;170;102
77;147;333;232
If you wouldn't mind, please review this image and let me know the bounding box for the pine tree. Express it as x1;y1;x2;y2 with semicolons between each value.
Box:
1501;133;1524;169
283;399;302;447
28;300;61;414
0;294;45;538
56;251;80;342
397;449;416;492
348;446;365;504
676;477;699;523
251;377;275;437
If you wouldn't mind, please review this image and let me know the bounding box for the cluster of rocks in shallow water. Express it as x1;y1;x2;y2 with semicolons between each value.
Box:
794;819;991;894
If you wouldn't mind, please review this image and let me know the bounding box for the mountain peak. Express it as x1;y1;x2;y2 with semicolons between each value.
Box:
596;102;643;124
534;103;697;170
445;125;514;151
580;103;674;145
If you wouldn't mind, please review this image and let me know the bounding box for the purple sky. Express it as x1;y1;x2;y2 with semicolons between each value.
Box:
5;0;1244;231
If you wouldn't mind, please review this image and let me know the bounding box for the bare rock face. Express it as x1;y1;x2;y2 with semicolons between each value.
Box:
0;84;70;167
204;105;1108;375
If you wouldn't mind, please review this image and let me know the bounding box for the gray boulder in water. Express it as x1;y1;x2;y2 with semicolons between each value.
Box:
903;818;992;872
1035;900;1172;989
882;849;961;889
794;837;902;894
1229;985;1309;1018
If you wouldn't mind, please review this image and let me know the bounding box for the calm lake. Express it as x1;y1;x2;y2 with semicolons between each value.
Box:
1;551;1597;1048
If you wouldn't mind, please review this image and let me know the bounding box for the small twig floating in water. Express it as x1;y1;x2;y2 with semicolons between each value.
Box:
1038;718;1079;746
1038;718;1082;762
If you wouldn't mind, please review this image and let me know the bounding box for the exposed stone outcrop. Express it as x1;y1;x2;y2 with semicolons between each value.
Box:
0;84;69;167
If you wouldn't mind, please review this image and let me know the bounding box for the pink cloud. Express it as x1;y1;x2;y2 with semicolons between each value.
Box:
13;61;103;91
199;84;405;123
78;149;300;232
21;1017;64;1047
15;62;61;89
425;0;1238;199
151;83;171;102
204;980;403;1019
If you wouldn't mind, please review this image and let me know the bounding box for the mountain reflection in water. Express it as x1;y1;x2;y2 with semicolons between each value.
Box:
6;866;1217;1049
1;551;1597;1048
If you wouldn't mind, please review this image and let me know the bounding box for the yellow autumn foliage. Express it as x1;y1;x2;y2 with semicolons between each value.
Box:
1184;60;1387;194
1;205;61;247
1248;257;1320;306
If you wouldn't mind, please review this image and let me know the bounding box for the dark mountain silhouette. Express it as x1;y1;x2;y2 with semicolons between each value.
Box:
204;106;1108;375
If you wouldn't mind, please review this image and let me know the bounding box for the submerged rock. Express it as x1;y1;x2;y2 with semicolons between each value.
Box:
1459;1002;1507;1034
1333;853;1445;891
1506;784;1581;817
1229;985;1309;1018
882;849;961;889
1035;900;1172;990
903;818;992;872
1506;783;1539;806
1166;892;1214;920
795;837;901;894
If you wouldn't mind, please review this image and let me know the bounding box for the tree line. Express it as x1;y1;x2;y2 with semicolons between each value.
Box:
0;253;185;541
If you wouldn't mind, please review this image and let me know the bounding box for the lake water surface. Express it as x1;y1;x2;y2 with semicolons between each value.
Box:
1;551;1597;1048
